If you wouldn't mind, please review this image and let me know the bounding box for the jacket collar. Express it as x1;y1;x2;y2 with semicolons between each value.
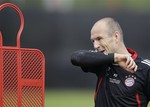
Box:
127;48;138;60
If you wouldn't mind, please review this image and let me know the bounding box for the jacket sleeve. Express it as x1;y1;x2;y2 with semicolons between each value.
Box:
146;68;150;101
71;50;114;67
71;50;114;73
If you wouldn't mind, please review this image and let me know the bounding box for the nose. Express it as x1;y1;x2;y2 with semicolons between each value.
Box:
93;41;100;50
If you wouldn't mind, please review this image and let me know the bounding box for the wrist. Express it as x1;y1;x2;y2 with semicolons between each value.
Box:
114;53;120;63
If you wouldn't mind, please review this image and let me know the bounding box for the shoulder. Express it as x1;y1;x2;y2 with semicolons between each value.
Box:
135;57;150;71
134;57;150;83
141;59;150;67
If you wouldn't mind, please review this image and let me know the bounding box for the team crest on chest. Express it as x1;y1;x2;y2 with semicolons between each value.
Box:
125;75;136;87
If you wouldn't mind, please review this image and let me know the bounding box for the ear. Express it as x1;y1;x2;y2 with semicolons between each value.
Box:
113;31;120;43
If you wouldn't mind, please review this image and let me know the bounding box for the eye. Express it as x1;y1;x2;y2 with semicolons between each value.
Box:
96;37;102;41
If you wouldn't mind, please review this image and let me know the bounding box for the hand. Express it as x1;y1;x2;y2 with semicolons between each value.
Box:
114;53;138;73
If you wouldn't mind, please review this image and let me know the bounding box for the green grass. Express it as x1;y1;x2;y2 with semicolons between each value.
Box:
45;89;94;107
45;89;150;107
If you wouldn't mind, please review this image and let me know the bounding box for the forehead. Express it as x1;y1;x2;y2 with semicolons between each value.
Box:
91;22;109;39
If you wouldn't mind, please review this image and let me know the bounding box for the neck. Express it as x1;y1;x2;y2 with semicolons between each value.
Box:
116;43;131;56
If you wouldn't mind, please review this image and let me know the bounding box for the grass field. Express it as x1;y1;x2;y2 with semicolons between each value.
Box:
45;89;150;107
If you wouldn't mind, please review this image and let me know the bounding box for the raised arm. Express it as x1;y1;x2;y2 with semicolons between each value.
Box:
71;50;137;73
71;50;114;67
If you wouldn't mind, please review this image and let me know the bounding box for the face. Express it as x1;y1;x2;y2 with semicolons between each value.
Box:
90;22;117;54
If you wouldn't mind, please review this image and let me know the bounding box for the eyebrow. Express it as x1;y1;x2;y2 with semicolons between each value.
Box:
91;35;102;40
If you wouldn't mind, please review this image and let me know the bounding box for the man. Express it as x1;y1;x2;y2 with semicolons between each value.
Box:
71;17;150;107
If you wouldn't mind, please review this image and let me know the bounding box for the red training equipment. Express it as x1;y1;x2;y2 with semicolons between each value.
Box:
0;3;45;107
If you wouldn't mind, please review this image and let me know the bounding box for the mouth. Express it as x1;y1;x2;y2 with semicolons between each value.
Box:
95;49;107;54
100;50;108;55
100;50;105;53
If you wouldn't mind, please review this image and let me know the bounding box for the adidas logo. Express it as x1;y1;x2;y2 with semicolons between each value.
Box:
141;59;150;66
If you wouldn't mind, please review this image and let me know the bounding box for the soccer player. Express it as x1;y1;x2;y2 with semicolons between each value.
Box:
71;17;150;107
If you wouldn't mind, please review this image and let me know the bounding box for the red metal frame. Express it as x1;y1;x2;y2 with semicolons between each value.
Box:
0;3;45;107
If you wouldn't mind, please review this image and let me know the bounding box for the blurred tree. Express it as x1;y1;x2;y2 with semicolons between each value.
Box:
1;0;150;12
123;0;150;12
73;0;150;12
42;0;74;12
